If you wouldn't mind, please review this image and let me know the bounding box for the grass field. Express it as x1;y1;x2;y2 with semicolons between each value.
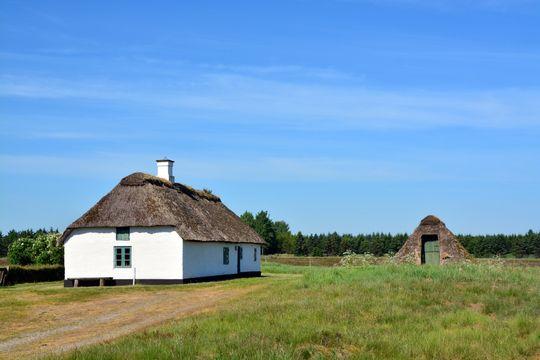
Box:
44;262;539;360
263;254;540;267
1;261;538;359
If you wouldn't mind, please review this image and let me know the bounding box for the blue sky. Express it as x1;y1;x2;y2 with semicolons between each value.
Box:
1;0;539;235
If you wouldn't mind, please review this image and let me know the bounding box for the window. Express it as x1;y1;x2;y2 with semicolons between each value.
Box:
116;227;130;241
114;246;131;268
223;247;229;265
254;248;257;261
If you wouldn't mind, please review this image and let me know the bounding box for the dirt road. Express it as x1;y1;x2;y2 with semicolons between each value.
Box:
0;284;255;359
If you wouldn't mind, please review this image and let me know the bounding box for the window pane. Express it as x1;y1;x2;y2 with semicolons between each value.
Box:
114;246;131;267
116;227;130;241
125;247;131;267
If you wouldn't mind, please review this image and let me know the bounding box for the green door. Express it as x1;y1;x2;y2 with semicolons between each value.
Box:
421;235;440;265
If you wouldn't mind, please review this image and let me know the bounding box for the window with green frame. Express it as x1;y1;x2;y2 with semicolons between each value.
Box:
116;227;130;241
223;247;229;265
114;246;131;268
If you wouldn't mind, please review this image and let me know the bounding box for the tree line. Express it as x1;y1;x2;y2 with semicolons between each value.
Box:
240;211;540;258
1;214;539;264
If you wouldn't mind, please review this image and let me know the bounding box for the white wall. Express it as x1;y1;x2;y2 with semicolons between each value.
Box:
182;241;236;279
239;243;262;273
64;227;261;281
64;226;182;280
183;242;261;279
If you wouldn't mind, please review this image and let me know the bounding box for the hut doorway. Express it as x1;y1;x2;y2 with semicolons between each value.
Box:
421;235;440;265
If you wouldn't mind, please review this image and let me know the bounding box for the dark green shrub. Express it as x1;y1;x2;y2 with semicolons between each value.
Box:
4;265;64;285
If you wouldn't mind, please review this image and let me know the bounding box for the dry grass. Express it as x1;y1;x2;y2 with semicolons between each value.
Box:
476;258;540;267
0;279;265;359
263;254;540;267
263;255;342;267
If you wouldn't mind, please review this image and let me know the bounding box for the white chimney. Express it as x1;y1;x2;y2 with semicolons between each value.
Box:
156;158;175;182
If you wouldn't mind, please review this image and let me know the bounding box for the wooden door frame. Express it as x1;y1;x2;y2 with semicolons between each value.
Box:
421;234;439;264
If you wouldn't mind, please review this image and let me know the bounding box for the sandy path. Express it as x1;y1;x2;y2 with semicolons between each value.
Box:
0;285;255;359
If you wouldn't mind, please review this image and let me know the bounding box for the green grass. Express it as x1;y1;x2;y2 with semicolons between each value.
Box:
60;263;540;360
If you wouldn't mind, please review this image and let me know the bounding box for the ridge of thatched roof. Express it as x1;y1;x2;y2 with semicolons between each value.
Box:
420;215;443;226
59;172;265;245
119;172;221;201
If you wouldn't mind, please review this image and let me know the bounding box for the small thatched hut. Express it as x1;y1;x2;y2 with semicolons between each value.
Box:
395;215;470;265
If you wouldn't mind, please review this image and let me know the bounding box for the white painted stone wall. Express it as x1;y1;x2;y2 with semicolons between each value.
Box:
64;227;262;281
182;241;261;279
239;243;262;273
64;226;182;280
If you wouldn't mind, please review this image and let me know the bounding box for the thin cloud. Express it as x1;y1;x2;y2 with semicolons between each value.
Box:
335;0;538;11
1;73;539;130
0;153;449;183
15;130;144;141
0;151;536;183
198;64;360;81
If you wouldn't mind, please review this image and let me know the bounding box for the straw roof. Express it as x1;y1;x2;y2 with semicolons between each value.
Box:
59;172;265;245
419;215;443;226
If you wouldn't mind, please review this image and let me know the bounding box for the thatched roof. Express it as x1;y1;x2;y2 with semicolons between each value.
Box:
59;173;265;245
420;215;443;226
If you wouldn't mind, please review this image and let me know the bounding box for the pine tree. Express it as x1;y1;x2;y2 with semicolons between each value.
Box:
273;220;294;254
240;211;255;228
294;232;307;256
253;211;277;254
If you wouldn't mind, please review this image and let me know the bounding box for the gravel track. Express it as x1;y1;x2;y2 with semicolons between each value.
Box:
0;284;255;359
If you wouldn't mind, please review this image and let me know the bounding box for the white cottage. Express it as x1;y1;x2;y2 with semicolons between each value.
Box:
59;159;265;287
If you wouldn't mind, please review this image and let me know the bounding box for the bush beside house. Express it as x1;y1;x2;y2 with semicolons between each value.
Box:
1;232;64;286
7;233;63;265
